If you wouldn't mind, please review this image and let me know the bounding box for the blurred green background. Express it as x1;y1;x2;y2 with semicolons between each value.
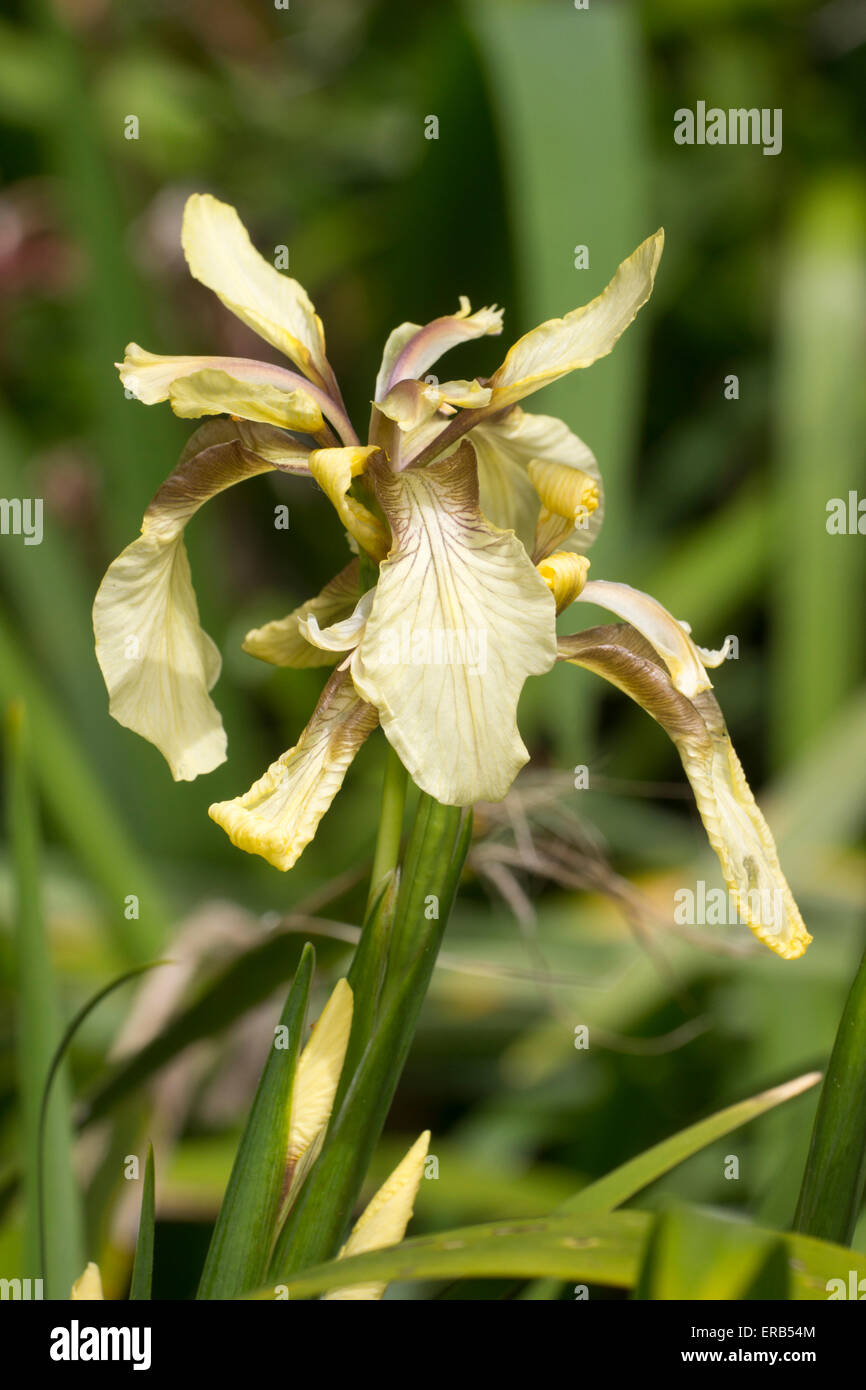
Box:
0;0;864;1297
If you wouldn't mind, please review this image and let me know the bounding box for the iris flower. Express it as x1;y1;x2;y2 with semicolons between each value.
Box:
94;194;809;960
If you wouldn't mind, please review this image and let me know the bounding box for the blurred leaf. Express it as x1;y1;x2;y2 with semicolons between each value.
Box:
795;945;866;1246
6;699;83;1298
635;1205;789;1300
197;944;314;1300
772;176;866;764
0;611;170;961
81;931;346;1127
563;1070;821;1215
129;1144;155;1301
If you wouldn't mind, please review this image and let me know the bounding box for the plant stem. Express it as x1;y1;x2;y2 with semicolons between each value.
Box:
269;796;471;1281
794;943;866;1245
365;741;408;916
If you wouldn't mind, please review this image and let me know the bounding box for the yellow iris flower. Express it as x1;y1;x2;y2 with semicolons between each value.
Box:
93;193;809;959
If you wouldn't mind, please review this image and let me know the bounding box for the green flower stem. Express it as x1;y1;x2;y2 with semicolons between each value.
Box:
365;741;408;917
269;796;471;1282
794;944;866;1245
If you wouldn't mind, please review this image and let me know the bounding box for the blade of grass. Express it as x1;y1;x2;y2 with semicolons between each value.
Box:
129;1144;155;1301
562;1071;822;1216
37;960;167;1290
6;699;84;1298
795;944;866;1245
197;945;315;1299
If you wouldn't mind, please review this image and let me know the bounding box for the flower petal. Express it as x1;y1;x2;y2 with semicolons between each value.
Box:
181;193;330;385
168;368;323;433
243;561;361;668
308;446;390;559
375;297;503;398
376;378;491;432
351;442;558;804
575;579;713;698
323;1131;430;1300
208;669;378;870
300;588;374;653
469;408;604;554
559;623;811;959
93;428;276;780
489;230;664;407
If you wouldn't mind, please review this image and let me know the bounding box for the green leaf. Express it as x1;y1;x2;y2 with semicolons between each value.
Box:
263;1212;649;1298
795;945;866;1246
634;1204;866;1302
635;1206;790;1300
6;699;84;1298
129;1145;155;1301
562;1071;822;1216
197;945;315;1299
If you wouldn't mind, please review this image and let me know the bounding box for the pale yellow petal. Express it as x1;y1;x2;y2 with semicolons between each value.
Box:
70;1262;104;1300
168;369;323;433
528;458;601;561
243;562;360;668
308;446;389;559
376;379;491;432
94;433;273;780
490;230;664;407
575;579;712;698
181;193;329;385
323;1131;430;1300
208;669;378;869
375;298;503;398
300;589;374;653
469;408;604;554
351;442;557;804
559;624;811;959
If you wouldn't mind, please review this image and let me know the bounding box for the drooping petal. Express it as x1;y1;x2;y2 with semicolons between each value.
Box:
208;669;378;870
559;623;811;960
375;298;503;399
469;408;604;554
93;426;280;780
243;561;361;668
181;193;331;387
323;1131;430;1300
351;442;558;804
70;1263;104;1300
489;230;664;407
308;446;390;559
168;368;323;433
575;579;714;699
283;978;353;1203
